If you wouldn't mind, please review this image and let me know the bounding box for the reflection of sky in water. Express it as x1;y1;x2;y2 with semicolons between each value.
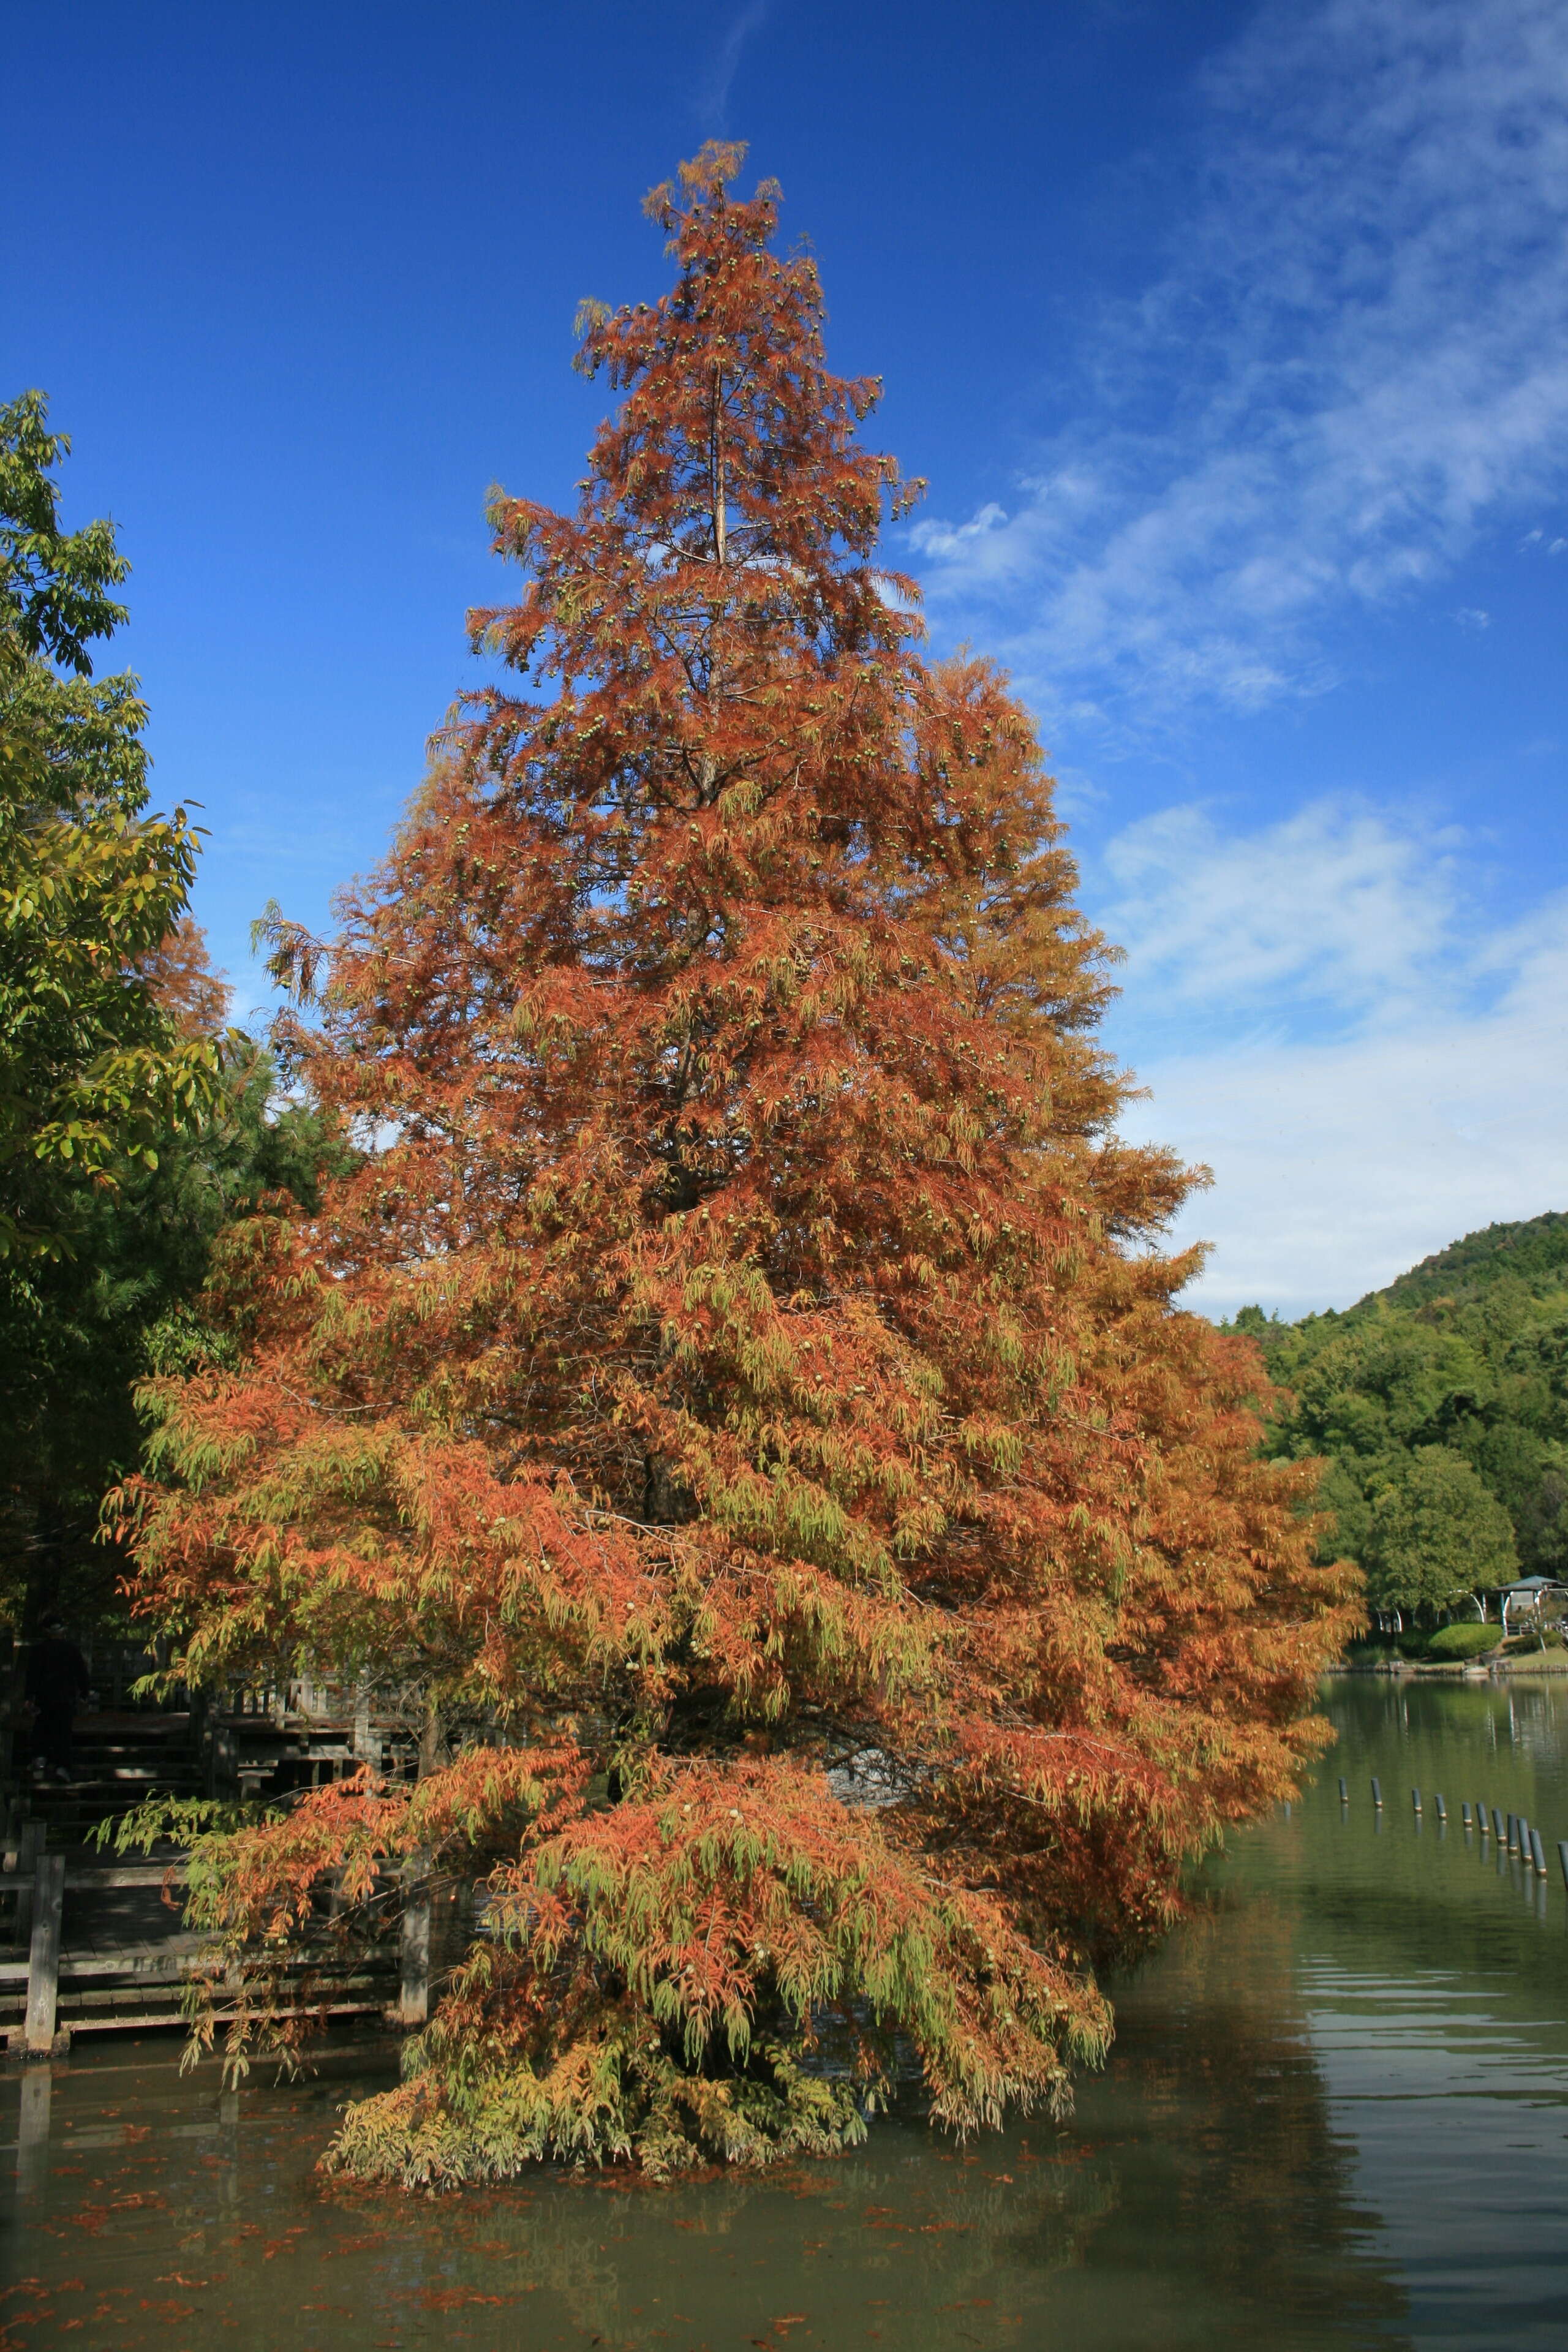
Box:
2;1673;1566;2350
1226;1675;1568;2351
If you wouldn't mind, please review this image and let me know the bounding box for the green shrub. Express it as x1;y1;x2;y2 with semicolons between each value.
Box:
1425;1621;1502;1659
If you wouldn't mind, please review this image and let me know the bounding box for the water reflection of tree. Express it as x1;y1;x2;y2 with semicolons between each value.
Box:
1082;1895;1414;2349
346;2132;1121;2350
13;1911;1423;2352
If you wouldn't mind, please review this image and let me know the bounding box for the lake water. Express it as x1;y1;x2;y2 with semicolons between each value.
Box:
4;1673;1567;2351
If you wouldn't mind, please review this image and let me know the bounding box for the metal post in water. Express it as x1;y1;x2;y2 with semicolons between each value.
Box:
1435;1795;1447;1823
1558;1840;1568;1891
1530;1828;1547;1875
1338;1777;1348;1803
1462;1802;1472;1828
1518;1816;1531;1863
1371;1777;1383;1807
1478;1804;1491;1835
1493;1809;1506;1842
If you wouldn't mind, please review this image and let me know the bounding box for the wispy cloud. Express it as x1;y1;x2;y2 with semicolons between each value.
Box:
1098;796;1462;1031
699;2;771;129
1093;792;1566;1314
1120;907;1568;1316
910;0;1568;720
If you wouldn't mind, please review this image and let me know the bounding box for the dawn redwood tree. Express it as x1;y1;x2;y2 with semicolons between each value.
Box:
122;147;1359;2182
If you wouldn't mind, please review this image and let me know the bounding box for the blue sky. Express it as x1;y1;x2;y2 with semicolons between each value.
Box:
7;0;1566;1316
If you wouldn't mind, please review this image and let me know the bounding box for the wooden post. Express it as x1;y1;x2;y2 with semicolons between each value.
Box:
15;1819;44;1948
17;2062;51;2198
23;1851;65;2056
398;1856;431;2028
0;1640;22;1821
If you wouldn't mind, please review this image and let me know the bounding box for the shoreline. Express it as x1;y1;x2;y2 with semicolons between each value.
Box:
1333;1653;1568;1681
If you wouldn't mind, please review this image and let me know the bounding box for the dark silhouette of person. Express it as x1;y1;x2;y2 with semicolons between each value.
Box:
26;1619;91;1783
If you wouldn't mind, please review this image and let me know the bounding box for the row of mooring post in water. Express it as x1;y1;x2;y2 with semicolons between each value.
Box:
1337;1774;1568;1885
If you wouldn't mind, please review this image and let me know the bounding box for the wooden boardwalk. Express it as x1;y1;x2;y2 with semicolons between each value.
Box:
1;1684;432;2059
0;1845;412;2054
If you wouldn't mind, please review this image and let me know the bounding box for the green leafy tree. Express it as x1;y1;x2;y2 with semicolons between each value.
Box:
1;388;220;1267
1361;1447;1517;1622
0;394;345;1631
0;997;349;1632
1229;1213;1568;1584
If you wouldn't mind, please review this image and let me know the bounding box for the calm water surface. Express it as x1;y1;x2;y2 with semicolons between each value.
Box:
4;1675;1567;2351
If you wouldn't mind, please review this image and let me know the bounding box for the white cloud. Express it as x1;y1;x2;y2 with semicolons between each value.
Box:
910;0;1568;717
699;2;771;128
1097;795;1568;1316
1125;911;1568;1317
1455;606;1492;630
1098;796;1460;1026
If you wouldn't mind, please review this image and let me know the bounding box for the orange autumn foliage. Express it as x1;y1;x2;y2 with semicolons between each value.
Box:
138;915;232;1041
120;145;1359;2182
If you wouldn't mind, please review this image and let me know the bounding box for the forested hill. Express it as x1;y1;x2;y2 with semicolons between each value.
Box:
1379;1212;1568;1311
1227;1213;1568;1615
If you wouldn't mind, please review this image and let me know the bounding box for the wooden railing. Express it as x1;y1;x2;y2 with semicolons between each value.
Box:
2;1845;435;2057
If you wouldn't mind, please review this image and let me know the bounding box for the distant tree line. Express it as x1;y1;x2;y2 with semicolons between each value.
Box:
1229;1213;1568;1626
